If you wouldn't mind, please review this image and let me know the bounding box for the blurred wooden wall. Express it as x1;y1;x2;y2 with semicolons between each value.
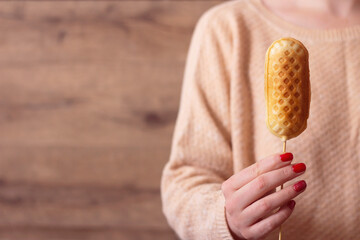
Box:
0;1;223;240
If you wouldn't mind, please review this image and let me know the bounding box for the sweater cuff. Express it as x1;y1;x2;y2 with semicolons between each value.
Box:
215;191;234;240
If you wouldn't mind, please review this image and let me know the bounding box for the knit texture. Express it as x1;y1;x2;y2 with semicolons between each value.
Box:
161;0;360;239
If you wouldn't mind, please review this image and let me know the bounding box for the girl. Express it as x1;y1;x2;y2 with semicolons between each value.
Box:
162;0;360;239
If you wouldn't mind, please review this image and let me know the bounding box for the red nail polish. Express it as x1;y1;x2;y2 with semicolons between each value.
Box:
293;180;307;192
292;163;306;173
280;153;293;162
288;200;296;210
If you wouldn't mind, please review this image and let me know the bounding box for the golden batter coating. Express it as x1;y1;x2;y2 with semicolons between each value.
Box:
265;38;311;141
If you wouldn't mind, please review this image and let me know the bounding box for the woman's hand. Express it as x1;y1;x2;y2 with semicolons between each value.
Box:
221;153;307;240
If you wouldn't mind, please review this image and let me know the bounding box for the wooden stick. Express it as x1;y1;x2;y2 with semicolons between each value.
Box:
279;140;287;240
283;140;286;153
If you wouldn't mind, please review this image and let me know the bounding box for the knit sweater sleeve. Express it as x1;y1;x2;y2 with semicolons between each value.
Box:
161;7;235;240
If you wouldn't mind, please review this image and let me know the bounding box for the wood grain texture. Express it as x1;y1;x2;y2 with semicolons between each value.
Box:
0;1;224;239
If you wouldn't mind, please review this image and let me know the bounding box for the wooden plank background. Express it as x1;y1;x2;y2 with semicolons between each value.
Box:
0;1;224;239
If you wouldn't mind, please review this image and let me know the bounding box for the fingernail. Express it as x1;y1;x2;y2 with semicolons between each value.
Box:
293;180;307;192
292;163;306;173
287;200;296;210
280;152;293;162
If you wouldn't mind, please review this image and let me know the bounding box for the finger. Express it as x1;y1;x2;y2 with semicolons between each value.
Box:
246;200;295;239
232;163;306;210
241;180;307;226
227;152;293;192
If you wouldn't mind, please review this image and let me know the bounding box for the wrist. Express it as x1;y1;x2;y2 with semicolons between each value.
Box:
229;228;246;240
225;210;246;240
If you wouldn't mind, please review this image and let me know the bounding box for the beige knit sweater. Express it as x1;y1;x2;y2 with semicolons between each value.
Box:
161;0;360;239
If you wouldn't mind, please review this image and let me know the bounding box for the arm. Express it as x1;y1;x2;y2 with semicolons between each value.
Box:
161;8;235;240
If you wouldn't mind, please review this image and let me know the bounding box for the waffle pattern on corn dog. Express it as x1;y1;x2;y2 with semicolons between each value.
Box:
265;38;310;141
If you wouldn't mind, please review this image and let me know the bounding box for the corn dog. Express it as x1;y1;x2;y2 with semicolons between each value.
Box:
265;37;311;141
